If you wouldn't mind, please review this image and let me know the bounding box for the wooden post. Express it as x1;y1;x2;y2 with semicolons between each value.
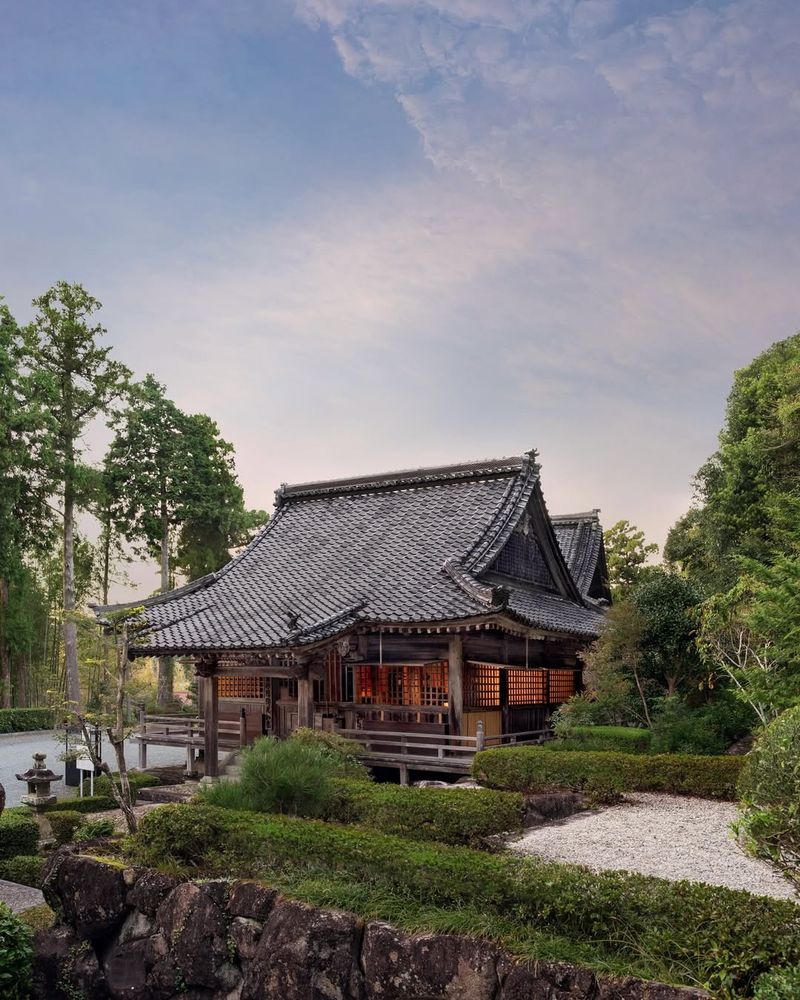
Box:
138;706;147;769
476;719;485;752
239;706;247;747
447;635;464;737
202;673;219;778
298;666;313;729
186;743;195;776
399;763;409;786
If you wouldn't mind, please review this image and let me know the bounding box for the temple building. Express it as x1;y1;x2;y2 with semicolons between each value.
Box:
100;450;609;778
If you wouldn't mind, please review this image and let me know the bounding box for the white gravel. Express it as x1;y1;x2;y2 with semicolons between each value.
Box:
508;792;797;901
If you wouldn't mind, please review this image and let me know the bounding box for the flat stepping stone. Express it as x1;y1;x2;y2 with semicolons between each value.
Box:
0;877;45;913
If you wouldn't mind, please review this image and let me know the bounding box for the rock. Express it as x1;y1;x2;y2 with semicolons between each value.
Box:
522;792;588;827
117;909;157;944
228;880;277;921
103;933;169;999
499;958;596;998
156;882;230;991
32;923;109;1000
127;870;184;915
595;978;710;999
230;916;263;962
242;897;363;1000
0;780;5;817
43;852;129;943
362;921;498;999
199;879;234;909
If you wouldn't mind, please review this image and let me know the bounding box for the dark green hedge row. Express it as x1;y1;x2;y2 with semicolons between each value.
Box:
322;778;524;847
79;770;160;798
0;809;39;860
549;726;652;754
45;795;116;814
129;803;800;997
0;855;44;888
0;708;54;733
473;747;743;799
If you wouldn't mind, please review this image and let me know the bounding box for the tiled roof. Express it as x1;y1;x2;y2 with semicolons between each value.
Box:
552;512;605;596
98;453;606;655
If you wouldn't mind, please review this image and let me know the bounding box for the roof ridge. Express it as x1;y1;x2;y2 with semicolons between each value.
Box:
276;455;528;504
551;510;601;523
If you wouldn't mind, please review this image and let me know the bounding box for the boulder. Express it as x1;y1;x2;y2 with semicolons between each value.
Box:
127;870;184;916
362;921;498;1000
499;958;596;998
228;880;277;921
43;852;129;943
156;882;231;991
230;916;263;962
32;923;109;1000
103;933;169;999
595;978;710;999
241;897;363;1000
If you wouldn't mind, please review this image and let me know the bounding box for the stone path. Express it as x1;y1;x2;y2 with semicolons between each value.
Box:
509;792;797;900
0;877;44;913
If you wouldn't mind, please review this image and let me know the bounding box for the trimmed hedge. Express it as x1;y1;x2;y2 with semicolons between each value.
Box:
45;795;116;814
0;855;44;888
473;747;743;799
322;778;524;847
0;809;39;860
0;708;53;733
80;770;160;798
129;803;800;997
47;810;84;846
549;726;652;754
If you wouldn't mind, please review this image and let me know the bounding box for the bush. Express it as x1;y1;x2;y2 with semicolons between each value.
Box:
0;809;39;859
322;779;523;847
737;705;800;885
754;965;800;999
650;697;727;756
201;736;339;817
0;901;33;1000
81;770;160;800
128;803;800;997
473;747;743;799
73;818;116;842
45;795;116;814
549;726;652;754
289;728;371;781
0;707;54;733
0;856;44;888
47;810;84;845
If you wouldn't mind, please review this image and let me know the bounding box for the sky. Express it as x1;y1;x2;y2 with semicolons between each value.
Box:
2;1;799;599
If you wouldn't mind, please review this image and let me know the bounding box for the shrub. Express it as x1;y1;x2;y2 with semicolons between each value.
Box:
73;818;116;842
322;779;523;847
650;697;727;756
549;725;652;754
0;707;54;733
0;808;39;859
0;856;44;888
737;705;800;886
128;803;800;997
289;728;371;781
0;901;33;1000
754;965;800;999
81;770;160;799
473;747;743;799
17;904;54;933
45;795;116;814
47;810;84;845
201;736;340;817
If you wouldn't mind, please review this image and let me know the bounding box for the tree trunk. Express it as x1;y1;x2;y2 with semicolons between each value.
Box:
156;497;173;706
63;476;81;708
0;577;11;708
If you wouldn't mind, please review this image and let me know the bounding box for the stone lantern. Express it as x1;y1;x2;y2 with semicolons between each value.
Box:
16;752;63;809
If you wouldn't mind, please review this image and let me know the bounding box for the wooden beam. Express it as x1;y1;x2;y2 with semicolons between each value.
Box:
202;674;219;778
448;635;464;737
297;667;314;729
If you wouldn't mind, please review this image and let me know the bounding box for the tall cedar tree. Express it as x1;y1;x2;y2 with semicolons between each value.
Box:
29;283;130;708
0;299;56;706
106;376;261;703
603;519;659;596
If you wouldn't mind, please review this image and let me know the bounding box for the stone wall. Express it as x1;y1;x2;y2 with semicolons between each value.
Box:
35;848;708;1000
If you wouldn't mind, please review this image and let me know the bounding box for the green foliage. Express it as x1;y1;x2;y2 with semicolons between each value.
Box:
0;707;54;732
549;725;652;754
737;705;800;886
288;727;371;781
0;855;45;887
47;810;84;845
0;808;39;859
73;817;116;841
45;795;116;814
473;746;743;799
81;770;159;800
753;965;800;1000
650;697;726;755
322;778;524;847
17;903;54;933
603;519;658;594
128;803;800;996
0;901;33;1000
201;736;340;817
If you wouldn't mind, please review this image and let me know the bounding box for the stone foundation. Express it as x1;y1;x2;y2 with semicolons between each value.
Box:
35;848;708;1000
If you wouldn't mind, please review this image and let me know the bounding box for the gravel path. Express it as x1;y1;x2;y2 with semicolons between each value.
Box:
0;878;44;913
509;792;797;901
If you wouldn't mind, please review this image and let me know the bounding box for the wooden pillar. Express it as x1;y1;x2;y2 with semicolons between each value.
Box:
447;635;464;736
298;662;314;729
202;673;219;778
138;706;147;769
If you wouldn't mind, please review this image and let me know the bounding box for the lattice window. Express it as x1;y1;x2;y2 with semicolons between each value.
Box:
218;676;265;699
464;662;501;709
549;670;575;703
507;669;546;705
353;663;448;706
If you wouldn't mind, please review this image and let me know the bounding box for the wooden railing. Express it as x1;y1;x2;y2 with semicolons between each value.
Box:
135;711;247;770
339;723;550;762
